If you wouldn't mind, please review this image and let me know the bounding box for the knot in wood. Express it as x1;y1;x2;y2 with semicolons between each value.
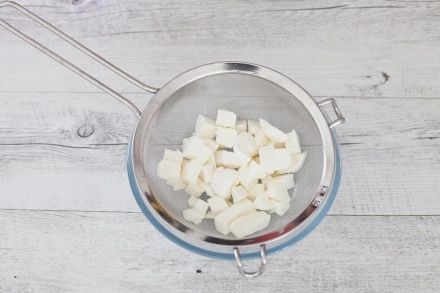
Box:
77;123;95;138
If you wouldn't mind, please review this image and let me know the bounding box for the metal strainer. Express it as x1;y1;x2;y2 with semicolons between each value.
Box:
1;1;345;278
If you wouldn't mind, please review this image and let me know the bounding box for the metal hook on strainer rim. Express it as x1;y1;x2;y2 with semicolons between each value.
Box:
1;1;345;278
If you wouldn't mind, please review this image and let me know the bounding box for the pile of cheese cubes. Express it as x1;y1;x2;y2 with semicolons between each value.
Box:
157;110;307;238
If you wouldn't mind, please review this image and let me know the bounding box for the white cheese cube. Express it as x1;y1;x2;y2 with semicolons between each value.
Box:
255;129;270;147
232;145;251;166
214;198;256;235
181;160;203;185
171;178;188;191
253;193;275;211
230;211;271;238
266;182;291;202
215;150;241;169
192;144;214;165
277;152;308;174
188;195;198;207
204;138;219;151
266;174;295;190
205;211;215;219
235;120;247;133
210;167;239;198
231;185;248;204
235;132;258;156
259;119;289;143
216;126;238;148
195;114;217;138
206;154;216;166
200;181;215;197
285;130;301;154
274;148;292;171
238;164;258;191
268;201;290;216
182;136;205;159
216;109;237;128
259;145;276;174
207;196;229;215
163;149;183;164
200;163;215;183
183;208;205;225
247;120;261;135
185;182;205;197
157;159;181;183
248;183;265;200
193;198;210;214
249;160;267;180
157;159;171;180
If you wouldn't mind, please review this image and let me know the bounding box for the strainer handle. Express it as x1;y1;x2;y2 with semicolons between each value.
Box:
233;244;267;278
0;1;159;118
317;98;345;128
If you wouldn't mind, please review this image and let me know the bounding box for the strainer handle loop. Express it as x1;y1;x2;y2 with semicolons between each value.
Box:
0;1;159;118
318;98;345;128
233;244;267;278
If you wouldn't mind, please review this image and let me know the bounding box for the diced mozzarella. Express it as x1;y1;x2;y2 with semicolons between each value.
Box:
259;145;276;174
259;119;289;143
200;181;215;197
205;211;215;219
238;164;258;191
192;144;214;165
216;109;237;128
231;185;248;203
171;178;188;191
185;181;205;197
285;130;301;154
230;211;271;238
214;198;256;235
248;183;265;201
203;138;220;151
188;195;198;207
193;198;210;214
277;152;308;174
247;120;261;135
235;120;247;133
232;145;251;166
248;160;267;180
200;163;215;183
268;201;290;216
266;182;291;202
235;132;258;156
195;114;217;138
163;149;183;164
274;148;292;171
216;126;238;148
253;193;275;211
266;173;295;190
182;136;205;159
215;150;241;169
183;208;205;225
157;159;181;183
210;167;239;198
181;160;203;185
254;129;270;147
207;196;229;215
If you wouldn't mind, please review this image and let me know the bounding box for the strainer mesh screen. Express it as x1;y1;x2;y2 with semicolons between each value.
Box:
143;73;323;240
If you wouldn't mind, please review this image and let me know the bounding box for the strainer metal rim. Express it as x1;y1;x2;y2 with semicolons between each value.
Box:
131;62;337;248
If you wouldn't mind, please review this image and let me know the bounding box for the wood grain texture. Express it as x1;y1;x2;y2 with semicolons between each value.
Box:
0;0;439;98
0;210;439;293
0;0;439;291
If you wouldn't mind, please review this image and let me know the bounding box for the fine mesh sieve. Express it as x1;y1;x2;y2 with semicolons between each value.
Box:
1;1;345;278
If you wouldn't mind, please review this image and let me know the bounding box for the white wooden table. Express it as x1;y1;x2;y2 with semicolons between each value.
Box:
1;0;439;292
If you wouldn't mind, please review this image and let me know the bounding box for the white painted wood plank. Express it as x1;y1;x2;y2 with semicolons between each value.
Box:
0;0;439;97
0;210;439;293
0;93;438;215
